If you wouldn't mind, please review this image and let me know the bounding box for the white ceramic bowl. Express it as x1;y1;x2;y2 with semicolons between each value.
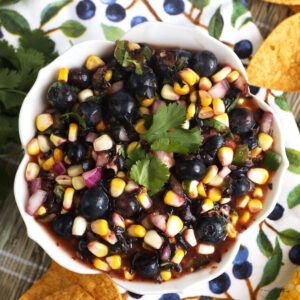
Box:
14;22;288;294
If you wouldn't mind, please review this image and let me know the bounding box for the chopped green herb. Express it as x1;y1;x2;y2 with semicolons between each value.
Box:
60;112;87;129
227;95;240;113
203;118;228;132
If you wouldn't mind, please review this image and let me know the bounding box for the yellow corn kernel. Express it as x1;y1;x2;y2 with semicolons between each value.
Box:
134;119;147;134
202;165;218;184
226;223;237;238
197;182;207;198
104;70;112;81
42;157;55;171
253;187;263;198
36;113;53;132
178;68;199;86
96;121;106;131
174;82;190;95
38;156;45;168
25;162;40;182
199;77;212;90
58;67;69;82
248;199;263;213
63;187;74;210
124;270;135;281
189;90;197;103
201;198;214;213
212;66;232;83
184;180;198;199
250;147;262;159
67;165;83;177
37;205;47;216
138;106;150;116
141;97;155;107
208;187;222;202
214;113;229;127
171;249;185;264
50;134;66;147
239;211;251;225
91;219;109;236
258;132;273;151
226;70;239;83
247;168;269;185
237;195;250;209
53;148;63;162
68;123;78;142
231;214;238;226
85;55;105;71
72;176;85;190
199;90;212;107
186;103;196;120
88;241;109;258
212;98;225;115
161;84;179;101
27;138;40;156
64;155;71;165
127;141;139;154
161;270;172;281
208;174;224;187
198;106;214;119
110;178;126;198
137;192;152;209
127;42;141;51
218;147;234;167
125;219;135;227
127;225;146;238
93;258;110;271
117;171;126;178
166;215;184;237
106;255;122;270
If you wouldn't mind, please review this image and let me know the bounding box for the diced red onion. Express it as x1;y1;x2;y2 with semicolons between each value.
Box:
219;166;231;178
169;174;184;197
160;244;171;262
260;111;273;134
53;162;66;175
152;150;175;169
30;177;42;195
176;100;187;108
151;100;166;115
208;80;229;99
150;213;167;232
107;80;124;94
96;152;109;167
119;127;130;142
82;167;102;188
25;189;47;216
233;75;247;95
86;132;98;143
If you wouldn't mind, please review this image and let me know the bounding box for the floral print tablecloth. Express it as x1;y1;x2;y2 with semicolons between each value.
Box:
1;0;300;299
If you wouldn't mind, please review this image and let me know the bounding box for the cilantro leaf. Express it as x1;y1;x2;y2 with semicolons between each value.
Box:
203;118;228;132
130;157;169;195
60;112;87;129
114;40;127;65
0;114;19;144
0;89;24;110
140;45;152;60
126;148;151;169
0;68;20;89
0;40;19;69
143;103;186;143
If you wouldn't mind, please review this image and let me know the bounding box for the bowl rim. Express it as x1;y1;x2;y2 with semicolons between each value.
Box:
14;21;289;294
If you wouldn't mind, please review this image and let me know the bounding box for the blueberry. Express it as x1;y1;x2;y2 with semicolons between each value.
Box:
79;188;109;220
241;133;258;150
53;214;73;237
128;291;143;299
232;261;253;279
76;0;96;20
175;158;206;181
202;135;225;165
229;108;255;134
67;142;86;164
268;203;284;221
231;176;250;196
114;194;141;218
69;68;90;89
132;252;159;278
289;245;300;265
106;4;125;22
163;0;185;15
249;85;260;95
76;101;102;127
209;272;231;294
159;294;180;300
234;40;253;59
82;158;95;172
47;82;77;111
131;16;148;27
192;50;218;77
233;245;249;264
100;0;116;4
196;216;226;244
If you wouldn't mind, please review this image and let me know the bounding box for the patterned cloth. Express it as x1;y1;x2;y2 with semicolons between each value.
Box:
1;0;300;299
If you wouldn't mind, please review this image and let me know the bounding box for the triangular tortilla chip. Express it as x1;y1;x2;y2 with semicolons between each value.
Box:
247;13;300;92
264;0;300;4
19;262;121;300
44;285;94;300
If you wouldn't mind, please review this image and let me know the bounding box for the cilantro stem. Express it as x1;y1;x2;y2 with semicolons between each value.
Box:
0;89;26;96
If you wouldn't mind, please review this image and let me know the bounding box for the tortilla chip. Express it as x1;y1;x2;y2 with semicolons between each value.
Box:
289;5;300;12
278;267;300;299
264;0;300;4
44;285;94;300
247;13;300;92
19;262;121;300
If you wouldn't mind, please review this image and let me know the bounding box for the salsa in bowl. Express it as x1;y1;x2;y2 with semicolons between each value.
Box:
15;23;288;294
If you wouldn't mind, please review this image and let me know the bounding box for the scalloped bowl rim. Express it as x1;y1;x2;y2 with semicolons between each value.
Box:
14;22;288;294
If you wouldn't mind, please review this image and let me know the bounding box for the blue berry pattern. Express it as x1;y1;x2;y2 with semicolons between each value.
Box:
233;245;249;265
106;3;126;22
163;0;185;15
268;203;285;220
131;16;148;27
234;39;253;59
233;261;253;279
209;273;231;294
76;0;96;20
289;245;300;265
159;293;180;300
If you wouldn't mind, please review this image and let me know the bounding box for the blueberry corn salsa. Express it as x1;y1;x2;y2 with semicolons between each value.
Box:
25;41;282;282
